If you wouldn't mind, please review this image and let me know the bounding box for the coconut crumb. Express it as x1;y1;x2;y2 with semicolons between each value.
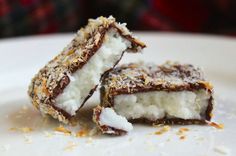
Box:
176;127;189;135
179;135;186;140
207;121;224;129
54;125;71;135
21;127;33;133
214;145;231;155
179;127;189;132
9;127;33;133
152;123;164;127
154;125;171;135
76;129;88;137
64;141;78;151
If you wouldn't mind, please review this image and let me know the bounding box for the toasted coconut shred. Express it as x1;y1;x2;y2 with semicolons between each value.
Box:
9;127;33;133
154;126;171;135
207;121;224;129
76;129;88;137
54;125;72;135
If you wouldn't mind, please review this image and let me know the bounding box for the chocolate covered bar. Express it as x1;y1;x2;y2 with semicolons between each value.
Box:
28;16;146;124
100;62;214;125
93;106;133;135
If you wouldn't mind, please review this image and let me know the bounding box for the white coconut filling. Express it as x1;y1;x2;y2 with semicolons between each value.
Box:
114;90;210;121
99;108;133;132
55;29;131;115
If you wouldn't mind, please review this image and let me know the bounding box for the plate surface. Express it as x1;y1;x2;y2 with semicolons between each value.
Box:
0;32;236;156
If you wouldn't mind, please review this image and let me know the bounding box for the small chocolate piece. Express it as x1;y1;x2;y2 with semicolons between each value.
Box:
93;106;133;135
28;16;146;124
100;61;214;125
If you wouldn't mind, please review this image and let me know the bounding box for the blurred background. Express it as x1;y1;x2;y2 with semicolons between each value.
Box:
1;0;236;38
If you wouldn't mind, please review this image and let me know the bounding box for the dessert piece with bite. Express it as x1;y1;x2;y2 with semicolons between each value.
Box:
99;61;214;125
28;16;146;124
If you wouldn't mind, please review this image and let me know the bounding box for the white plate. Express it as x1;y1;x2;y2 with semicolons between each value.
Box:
0;32;236;156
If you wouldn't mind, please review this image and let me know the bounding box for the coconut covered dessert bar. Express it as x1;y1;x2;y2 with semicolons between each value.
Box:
28;16;146;124
93;106;133;135
99;62;214;125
